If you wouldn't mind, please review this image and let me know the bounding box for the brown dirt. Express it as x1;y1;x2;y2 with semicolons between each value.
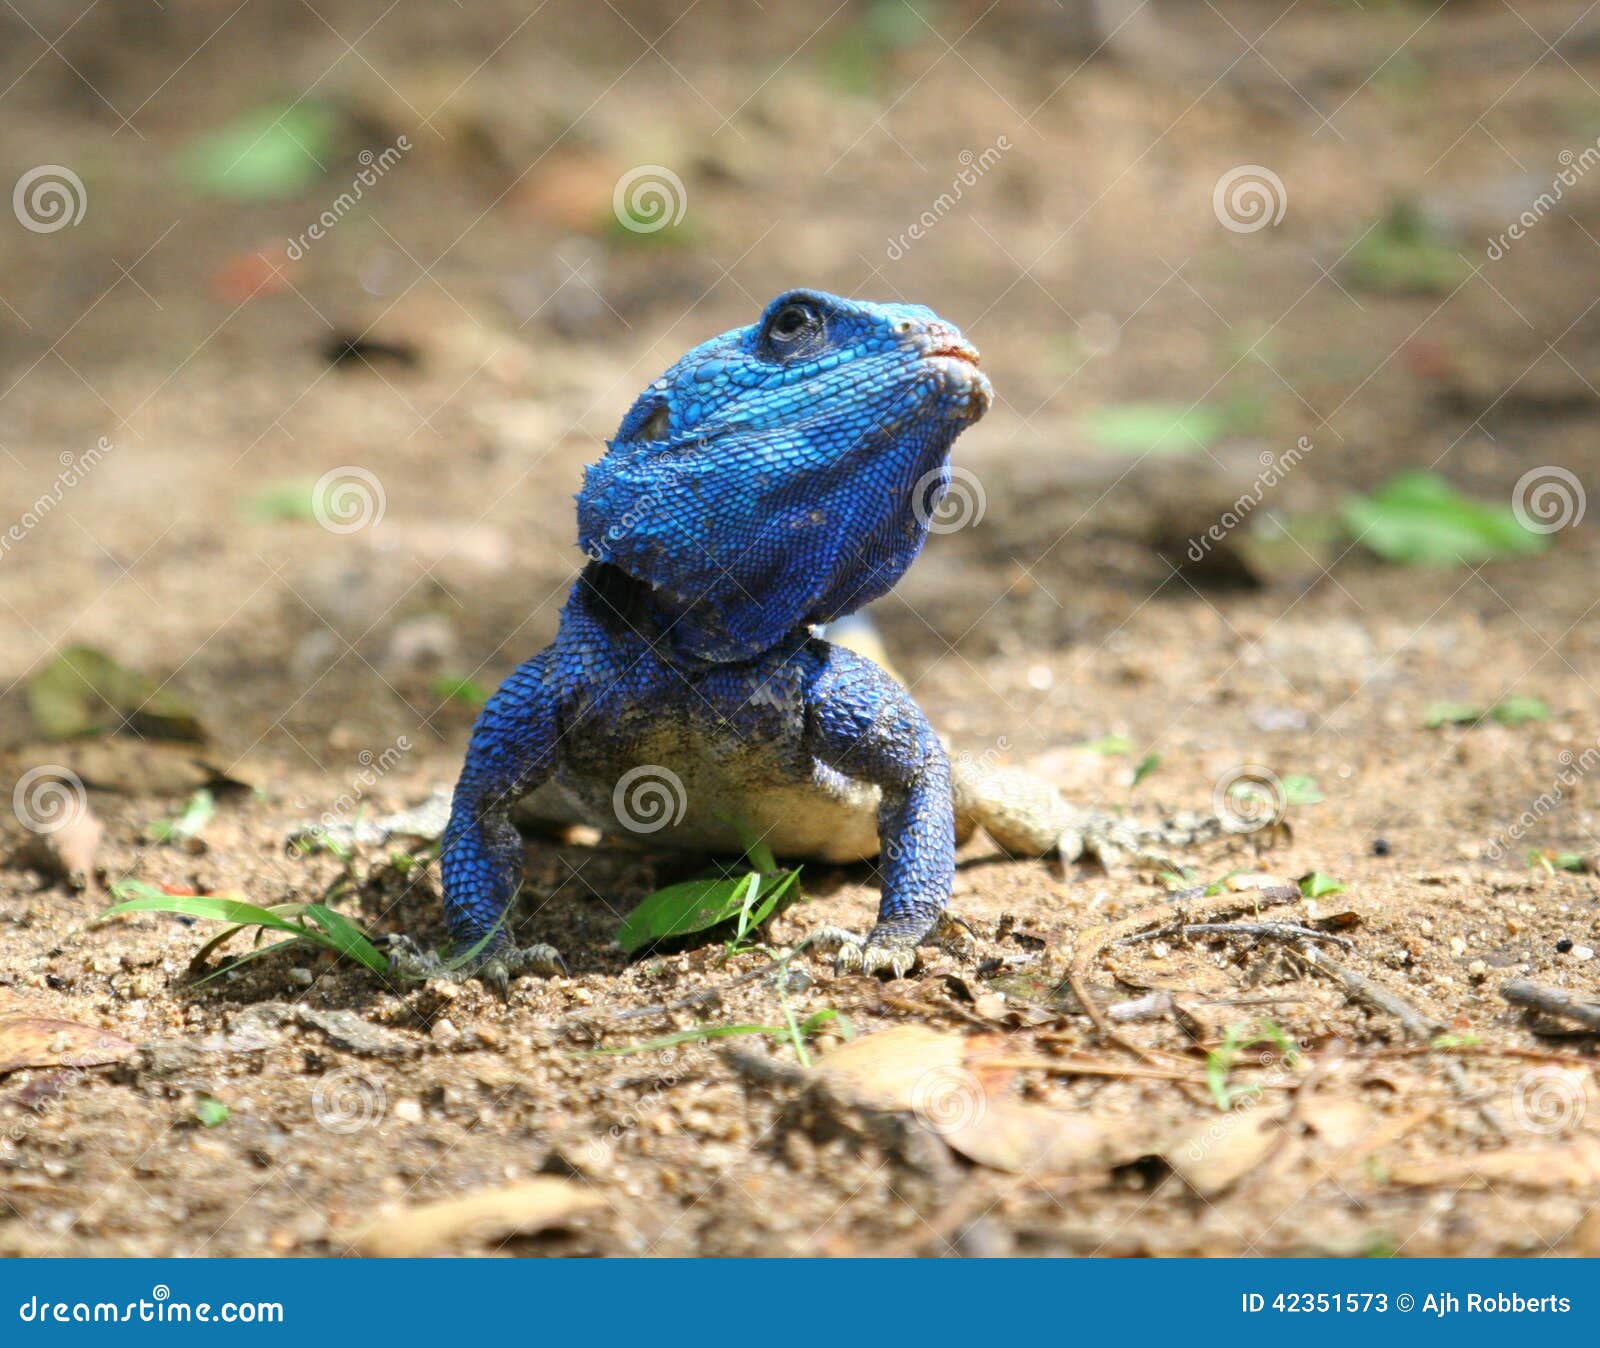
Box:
1;1;1598;1257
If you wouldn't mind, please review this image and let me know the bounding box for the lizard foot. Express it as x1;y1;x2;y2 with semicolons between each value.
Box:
810;918;941;978
384;933;568;999
1058;804;1236;874
953;764;1223;873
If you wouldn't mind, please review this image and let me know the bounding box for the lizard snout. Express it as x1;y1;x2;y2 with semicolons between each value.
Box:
900;319;991;421
897;317;981;367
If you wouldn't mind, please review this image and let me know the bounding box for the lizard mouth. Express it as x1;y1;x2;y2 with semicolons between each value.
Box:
924;341;980;366
921;344;991;421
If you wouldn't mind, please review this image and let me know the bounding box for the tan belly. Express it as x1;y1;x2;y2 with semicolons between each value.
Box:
513;728;882;864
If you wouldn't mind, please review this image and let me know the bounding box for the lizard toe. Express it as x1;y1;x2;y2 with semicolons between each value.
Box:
857;940;918;978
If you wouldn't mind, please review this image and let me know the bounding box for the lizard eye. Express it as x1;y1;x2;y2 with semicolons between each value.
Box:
625;403;671;442
761;301;823;357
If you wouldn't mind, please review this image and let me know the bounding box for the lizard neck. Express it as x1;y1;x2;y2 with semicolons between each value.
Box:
568;561;806;668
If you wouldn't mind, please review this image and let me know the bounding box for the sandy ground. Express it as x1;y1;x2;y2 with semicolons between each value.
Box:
1;1;1598;1256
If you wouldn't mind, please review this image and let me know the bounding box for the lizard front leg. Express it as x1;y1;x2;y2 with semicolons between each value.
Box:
803;645;954;977
422;650;569;992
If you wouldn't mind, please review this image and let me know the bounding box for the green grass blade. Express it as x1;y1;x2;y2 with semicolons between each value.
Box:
304;903;390;972
187;936;305;988
102;887;310;937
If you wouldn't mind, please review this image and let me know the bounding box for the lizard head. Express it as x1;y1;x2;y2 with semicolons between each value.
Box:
577;289;992;661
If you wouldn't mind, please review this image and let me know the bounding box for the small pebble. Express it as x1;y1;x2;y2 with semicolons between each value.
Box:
1372;838;1390;856
1556;938;1574;954
1449;937;1466;957
1575;946;1595;961
288;967;313;987
392;1099;423;1124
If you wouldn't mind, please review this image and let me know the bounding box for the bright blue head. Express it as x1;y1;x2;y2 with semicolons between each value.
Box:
577;289;992;661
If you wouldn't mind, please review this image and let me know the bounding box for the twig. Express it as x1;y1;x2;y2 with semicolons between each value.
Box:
1295;946;1507;1138
1063;883;1302;1046
1293;944;1441;1039
978;1054;1207;1083
1502;979;1600;1034
980;1053;1298;1089
1368;1043;1599;1067
1115;920;1354;949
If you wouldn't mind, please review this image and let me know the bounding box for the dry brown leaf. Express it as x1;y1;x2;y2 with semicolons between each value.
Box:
23;808;104;891
12;805;104;891
943;1099;1158;1175
812;1025;969;1111
1164;1107;1292;1197
1299;1095;1375;1151
812;1026;1157;1177
0;1016;135;1076
1388;1136;1600;1190
343;1178;604;1256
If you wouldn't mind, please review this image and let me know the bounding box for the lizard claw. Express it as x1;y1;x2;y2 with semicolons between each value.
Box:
810;924;920;978
383;933;567;998
476;944;568;1000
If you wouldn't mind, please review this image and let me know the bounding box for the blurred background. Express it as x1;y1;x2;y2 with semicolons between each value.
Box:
0;0;1594;824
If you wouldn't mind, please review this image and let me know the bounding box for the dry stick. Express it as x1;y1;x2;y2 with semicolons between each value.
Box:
979;1054;1298;1088
1370;1043;1600;1067
1064;883;1302;1051
1293;944;1509;1139
978;1054;1208;1084
1502;979;1600;1034
1293;944;1441;1040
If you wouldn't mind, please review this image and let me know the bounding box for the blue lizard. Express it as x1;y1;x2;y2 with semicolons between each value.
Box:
418;289;1216;989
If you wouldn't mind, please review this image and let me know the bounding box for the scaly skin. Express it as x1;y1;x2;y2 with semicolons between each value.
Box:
416;289;1220;988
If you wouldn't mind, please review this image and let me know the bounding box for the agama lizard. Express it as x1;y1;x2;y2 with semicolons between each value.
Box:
368;290;1220;989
